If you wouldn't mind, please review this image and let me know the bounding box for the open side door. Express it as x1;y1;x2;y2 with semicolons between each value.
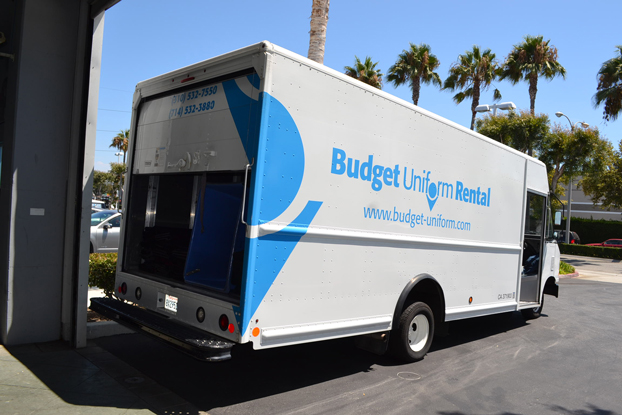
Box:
520;191;546;303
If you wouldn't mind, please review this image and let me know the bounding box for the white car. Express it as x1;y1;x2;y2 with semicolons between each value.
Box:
90;210;122;253
91;199;108;213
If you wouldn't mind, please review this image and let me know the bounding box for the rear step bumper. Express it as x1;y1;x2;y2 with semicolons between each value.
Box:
90;297;235;361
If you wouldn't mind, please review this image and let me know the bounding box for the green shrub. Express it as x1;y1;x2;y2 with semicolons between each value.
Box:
559;261;575;275
89;253;117;298
559;243;622;260
560;217;622;244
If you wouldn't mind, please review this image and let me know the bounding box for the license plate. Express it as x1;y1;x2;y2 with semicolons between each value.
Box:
164;294;178;313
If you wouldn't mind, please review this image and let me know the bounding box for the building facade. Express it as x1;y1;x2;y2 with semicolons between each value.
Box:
566;178;622;221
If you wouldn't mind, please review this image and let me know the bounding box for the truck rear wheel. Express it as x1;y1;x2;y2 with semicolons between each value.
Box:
390;302;434;362
521;295;544;320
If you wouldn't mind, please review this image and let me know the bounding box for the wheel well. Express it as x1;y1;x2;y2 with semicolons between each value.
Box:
544;276;558;298
393;274;445;329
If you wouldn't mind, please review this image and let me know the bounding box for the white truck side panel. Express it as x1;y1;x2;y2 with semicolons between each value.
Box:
525;160;549;195
261;52;526;245
244;48;547;348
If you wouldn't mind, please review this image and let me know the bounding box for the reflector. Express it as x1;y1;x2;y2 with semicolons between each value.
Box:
197;307;205;323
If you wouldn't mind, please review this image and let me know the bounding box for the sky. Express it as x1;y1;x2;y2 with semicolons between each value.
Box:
95;0;622;171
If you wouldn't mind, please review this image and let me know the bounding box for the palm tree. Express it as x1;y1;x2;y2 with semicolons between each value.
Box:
110;129;129;164
500;35;566;114
344;56;383;89
443;46;502;130
307;0;330;64
593;45;622;121
387;43;442;106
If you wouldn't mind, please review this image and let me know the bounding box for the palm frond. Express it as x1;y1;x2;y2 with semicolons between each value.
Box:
593;45;622;120
453;91;468;104
345;55;383;89
493;88;502;102
445;45;501;114
387;43;442;101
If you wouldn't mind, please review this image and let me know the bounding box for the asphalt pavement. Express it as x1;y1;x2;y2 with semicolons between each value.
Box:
87;278;622;414
1;254;621;415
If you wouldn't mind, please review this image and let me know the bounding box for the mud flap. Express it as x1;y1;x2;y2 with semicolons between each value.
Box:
354;331;389;356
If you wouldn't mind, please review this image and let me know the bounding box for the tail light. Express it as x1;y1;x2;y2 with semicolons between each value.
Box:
218;314;229;331
118;282;127;295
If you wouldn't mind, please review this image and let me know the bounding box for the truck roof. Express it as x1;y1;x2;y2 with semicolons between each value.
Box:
132;41;548;193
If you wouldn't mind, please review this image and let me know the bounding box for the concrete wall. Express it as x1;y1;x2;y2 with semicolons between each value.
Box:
0;0;19;345
0;0;114;346
0;0;81;344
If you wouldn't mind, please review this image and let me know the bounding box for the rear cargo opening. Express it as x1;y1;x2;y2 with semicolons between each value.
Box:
122;171;247;298
120;70;262;300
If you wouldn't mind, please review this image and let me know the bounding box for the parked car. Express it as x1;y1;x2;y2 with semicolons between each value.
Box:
585;239;622;248
553;230;581;244
91;199;108;213
91;210;118;225
90;210;122;253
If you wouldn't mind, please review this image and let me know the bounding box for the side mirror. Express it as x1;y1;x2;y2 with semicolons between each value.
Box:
103;223;113;230
550;192;564;226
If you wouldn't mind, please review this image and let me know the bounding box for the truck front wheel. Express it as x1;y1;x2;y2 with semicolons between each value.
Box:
390;302;434;362
521;295;544;320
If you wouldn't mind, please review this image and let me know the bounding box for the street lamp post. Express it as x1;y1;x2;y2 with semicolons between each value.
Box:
555;112;589;244
475;102;517;116
113;152;125;209
555;112;589;132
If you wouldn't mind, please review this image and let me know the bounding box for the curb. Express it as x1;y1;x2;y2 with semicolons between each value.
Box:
559;272;580;279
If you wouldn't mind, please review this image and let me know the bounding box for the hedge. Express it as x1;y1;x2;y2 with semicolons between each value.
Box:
89;253;117;298
559;243;622;260
560;217;622;245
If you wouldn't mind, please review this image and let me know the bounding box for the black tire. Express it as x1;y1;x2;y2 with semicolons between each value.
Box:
89;243;94;254
521;295;544;320
390;302;435;362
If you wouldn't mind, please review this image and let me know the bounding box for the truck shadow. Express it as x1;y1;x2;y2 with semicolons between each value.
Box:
431;311;531;352
93;311;533;412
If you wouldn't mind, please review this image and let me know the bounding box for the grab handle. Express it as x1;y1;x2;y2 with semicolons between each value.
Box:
241;159;254;226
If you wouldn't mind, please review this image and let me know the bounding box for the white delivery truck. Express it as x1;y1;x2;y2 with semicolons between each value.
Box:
91;41;560;362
